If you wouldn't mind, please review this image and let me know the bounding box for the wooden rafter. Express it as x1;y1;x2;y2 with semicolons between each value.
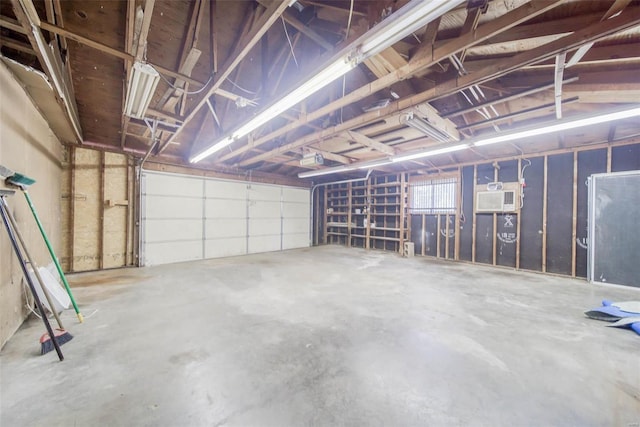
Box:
236;6;640;167
9;0;82;142
218;0;565;165
157;0;291;154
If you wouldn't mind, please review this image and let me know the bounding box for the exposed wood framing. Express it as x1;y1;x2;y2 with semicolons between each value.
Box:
10;0;82;142
571;151;578;277
346;131;396;155
158;0;291;154
37;21;206;87
230;0;570;166
542;155;548;273
472;165;477;263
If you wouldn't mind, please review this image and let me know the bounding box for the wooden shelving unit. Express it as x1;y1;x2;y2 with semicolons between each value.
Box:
368;173;408;253
324;182;350;246
350;180;368;248
322;173;408;253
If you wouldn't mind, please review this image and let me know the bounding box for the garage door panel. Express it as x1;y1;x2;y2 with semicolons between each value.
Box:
145;219;202;243
283;218;308;234
282;187;308;203
142;171;309;265
206;218;246;238
248;235;280;253
145;241;202;265
205;238;246;258
249;200;280;218
145;195;203;219
206;180;246;199
206;199;246;218
249;218;281;235
249;184;281;200
282;202;308;218
144;173;203;197
283;233;308;249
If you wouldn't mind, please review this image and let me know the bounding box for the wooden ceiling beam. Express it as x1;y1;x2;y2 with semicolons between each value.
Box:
0;16;27;33
37;21;205;87
346;131;397;156
232;0;565;166
120;0;136;149
0;38;35;55
9;0;82;142
237;6;640;167
158;0;291;154
443;77;578;118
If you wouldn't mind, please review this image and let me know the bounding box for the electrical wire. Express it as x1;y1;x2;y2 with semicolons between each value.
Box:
519;158;531;209
281;17;299;68
345;0;354;40
227;78;259;96
156;69;214;95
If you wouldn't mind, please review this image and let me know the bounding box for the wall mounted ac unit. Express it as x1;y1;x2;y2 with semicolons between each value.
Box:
475;182;519;213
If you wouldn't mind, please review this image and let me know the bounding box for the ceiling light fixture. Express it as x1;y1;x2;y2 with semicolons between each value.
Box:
402;112;456;143
473;104;640;147
391;143;470;163
124;62;160;120
298;104;640;179
190;0;465;164
298;165;356;178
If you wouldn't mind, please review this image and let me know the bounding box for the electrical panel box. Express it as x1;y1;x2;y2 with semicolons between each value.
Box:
475;182;520;213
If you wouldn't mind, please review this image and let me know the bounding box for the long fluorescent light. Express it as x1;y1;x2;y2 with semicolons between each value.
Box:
298;104;640;179
391;143;470;162
474;105;640;147
298;165;357;178
402;112;454;143
190;0;464;164
124;62;160;120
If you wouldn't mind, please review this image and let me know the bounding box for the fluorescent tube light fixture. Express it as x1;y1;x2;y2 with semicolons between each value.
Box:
298;104;640;179
190;0;464;164
402;112;454;143
124;62;160;120
298;164;357;178
474;105;640;147
391;143;470;162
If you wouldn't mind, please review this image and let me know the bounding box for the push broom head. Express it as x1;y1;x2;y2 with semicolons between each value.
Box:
5;172;36;188
40;328;73;355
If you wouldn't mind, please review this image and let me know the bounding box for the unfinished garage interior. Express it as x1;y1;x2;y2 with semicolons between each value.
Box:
1;0;640;424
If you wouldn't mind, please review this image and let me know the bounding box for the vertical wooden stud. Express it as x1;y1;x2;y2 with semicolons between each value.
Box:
492;163;498;266
571;151;578;277
99;151;106;270
455;167;462;261
436;214;441;259
607;145;612;173
472;165;477;263
515;159;522;270
347;182;352;248
69;146;76;273
542;155;548;273
445;213;450;260
421;213;426;256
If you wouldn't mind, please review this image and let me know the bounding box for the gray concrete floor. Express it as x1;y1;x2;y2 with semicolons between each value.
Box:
1;246;639;426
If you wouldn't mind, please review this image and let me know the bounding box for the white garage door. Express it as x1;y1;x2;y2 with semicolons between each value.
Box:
141;171;310;266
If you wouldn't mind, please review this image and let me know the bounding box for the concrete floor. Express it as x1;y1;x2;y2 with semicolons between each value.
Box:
1;246;639;426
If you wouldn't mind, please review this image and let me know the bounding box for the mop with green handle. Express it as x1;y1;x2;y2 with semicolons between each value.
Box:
3;170;84;323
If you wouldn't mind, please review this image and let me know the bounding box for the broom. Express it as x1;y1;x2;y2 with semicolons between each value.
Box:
4;171;84;323
3;201;74;354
